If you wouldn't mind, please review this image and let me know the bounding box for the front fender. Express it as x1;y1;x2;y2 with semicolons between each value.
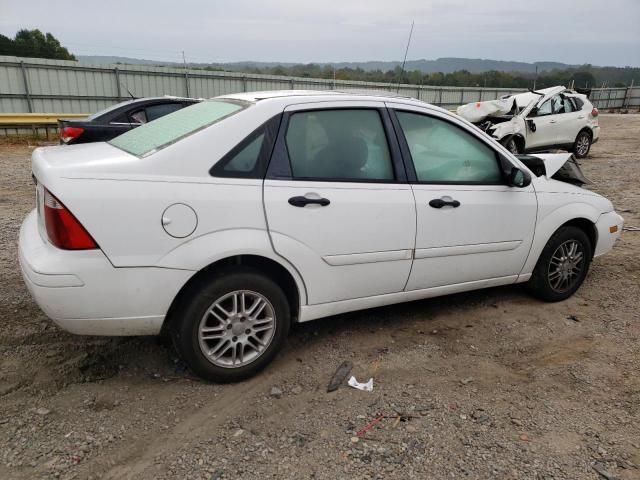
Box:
521;200;601;276
156;228;308;304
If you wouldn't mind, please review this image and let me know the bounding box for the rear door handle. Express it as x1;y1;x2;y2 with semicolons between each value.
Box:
288;196;331;207
429;198;460;209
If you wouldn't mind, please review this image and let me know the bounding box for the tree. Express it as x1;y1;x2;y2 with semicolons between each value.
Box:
0;29;75;60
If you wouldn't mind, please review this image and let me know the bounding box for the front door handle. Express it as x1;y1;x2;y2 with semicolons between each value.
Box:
288;196;331;207
549;120;557;123
429;198;461;209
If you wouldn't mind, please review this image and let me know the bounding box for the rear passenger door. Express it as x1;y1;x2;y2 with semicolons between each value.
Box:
263;102;416;305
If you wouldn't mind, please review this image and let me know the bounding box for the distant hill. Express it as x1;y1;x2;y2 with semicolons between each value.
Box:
77;55;579;74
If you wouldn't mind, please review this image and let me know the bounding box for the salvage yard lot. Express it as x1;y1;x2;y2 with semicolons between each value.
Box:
0;115;639;480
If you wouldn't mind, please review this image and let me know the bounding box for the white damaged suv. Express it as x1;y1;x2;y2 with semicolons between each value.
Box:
457;86;600;158
19;90;623;382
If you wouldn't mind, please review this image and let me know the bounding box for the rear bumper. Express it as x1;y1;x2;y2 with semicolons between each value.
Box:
591;125;600;142
594;211;623;258
19;210;193;336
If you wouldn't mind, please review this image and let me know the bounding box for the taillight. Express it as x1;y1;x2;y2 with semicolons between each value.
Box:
60;126;84;143
591;107;599;117
43;188;97;250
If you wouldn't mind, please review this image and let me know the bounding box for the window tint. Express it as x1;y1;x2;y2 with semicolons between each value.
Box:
222;133;265;173
146;103;184;122
285;109;394;181
130;109;147;124
573;97;584;110
396;111;502;184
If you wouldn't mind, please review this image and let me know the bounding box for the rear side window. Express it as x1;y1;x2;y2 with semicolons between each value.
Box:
572;97;584;110
284;109;394;181
396;111;502;184
146;102;184;122
110;100;245;157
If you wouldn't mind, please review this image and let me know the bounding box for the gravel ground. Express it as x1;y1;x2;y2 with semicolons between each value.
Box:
0;115;639;480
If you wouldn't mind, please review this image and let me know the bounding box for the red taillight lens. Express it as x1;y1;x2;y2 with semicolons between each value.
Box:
43;189;97;250
60;126;84;143
591;107;599;117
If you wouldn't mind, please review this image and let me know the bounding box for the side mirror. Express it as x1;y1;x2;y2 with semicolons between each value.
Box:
509;167;531;188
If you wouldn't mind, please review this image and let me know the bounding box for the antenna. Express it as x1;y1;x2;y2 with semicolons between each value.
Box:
395;20;415;93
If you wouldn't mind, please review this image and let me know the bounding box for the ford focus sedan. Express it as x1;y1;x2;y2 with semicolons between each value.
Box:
19;90;623;382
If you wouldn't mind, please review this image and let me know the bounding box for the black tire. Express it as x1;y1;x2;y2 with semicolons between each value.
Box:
170;267;290;382
502;137;520;155
573;130;592;158
527;226;592;302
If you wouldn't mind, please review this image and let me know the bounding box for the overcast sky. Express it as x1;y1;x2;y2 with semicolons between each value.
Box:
1;0;638;67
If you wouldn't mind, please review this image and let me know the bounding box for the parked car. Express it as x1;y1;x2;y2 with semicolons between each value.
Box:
58;96;200;145
456;86;600;158
20;91;623;382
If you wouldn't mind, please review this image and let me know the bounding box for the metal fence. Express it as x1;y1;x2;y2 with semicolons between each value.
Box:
0;55;637;131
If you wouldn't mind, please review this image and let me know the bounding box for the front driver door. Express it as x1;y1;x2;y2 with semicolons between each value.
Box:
388;104;538;291
263;102;416;305
526;96;560;150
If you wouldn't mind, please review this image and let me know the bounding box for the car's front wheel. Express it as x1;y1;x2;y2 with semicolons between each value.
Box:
170;268;291;382
573;130;592;158
527;226;592;302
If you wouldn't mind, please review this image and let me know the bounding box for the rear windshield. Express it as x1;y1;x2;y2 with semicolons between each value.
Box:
109;100;246;157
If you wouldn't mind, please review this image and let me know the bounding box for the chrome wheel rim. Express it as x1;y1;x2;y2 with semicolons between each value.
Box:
548;240;584;293
576;134;590;156
198;290;276;368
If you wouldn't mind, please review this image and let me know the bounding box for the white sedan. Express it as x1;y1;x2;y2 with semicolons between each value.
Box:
19;90;623;382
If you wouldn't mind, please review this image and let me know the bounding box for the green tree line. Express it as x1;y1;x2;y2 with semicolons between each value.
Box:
0;29;75;60
208;63;637;89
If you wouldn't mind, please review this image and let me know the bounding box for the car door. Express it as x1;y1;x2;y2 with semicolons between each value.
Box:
387;103;538;291
552;96;582;145
526;96;560;150
263;102;416;305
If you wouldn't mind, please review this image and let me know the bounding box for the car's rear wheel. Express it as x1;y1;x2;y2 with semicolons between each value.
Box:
573;130;592;158
527;226;592;302
170;268;290;382
502;137;520;155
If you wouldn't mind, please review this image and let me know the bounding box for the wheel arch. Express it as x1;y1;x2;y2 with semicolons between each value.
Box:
162;254;304;335
521;203;600;276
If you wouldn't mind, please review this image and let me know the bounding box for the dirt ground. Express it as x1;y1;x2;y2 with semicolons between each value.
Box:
0;115;638;480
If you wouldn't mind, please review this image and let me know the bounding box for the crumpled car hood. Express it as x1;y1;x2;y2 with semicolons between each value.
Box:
516;153;591;186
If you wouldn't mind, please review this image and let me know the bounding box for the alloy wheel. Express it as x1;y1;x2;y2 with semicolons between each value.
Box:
198;290;276;368
547;240;585;293
576;133;590;156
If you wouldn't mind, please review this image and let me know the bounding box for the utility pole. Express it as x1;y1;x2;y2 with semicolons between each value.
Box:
182;50;190;97
533;65;538;90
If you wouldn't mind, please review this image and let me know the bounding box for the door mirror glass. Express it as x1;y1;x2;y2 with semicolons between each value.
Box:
509;167;531;188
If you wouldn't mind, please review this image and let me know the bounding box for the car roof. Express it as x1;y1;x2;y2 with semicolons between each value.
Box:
218;89;418;103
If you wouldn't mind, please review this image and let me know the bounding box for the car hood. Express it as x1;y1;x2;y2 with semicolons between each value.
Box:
516;153;591;186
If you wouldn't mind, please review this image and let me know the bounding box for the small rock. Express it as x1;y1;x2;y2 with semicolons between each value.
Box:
270;387;283;398
350;436;360;443
460;377;474;385
519;434;529;442
291;385;302;395
405;425;417;433
233;429;244;437
35;408;51;416
511;418;523;427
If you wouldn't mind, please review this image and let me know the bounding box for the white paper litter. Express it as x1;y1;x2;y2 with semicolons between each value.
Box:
347;376;374;392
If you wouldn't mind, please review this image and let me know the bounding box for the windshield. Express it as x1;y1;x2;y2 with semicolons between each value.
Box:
109;100;246;157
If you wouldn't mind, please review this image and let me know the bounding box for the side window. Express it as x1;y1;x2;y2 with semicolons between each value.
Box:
221;133;265;174
395;111;502;184
536;100;552;116
551;95;566;114
129;109;147;124
563;97;576;113
146;103;184;122
285;109;394;181
573;97;584;110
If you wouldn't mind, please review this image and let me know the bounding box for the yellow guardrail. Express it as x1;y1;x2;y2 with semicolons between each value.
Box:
0;113;88;125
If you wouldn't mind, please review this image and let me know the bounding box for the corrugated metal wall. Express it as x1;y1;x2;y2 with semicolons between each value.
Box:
0;55;526;115
1;55;637;117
